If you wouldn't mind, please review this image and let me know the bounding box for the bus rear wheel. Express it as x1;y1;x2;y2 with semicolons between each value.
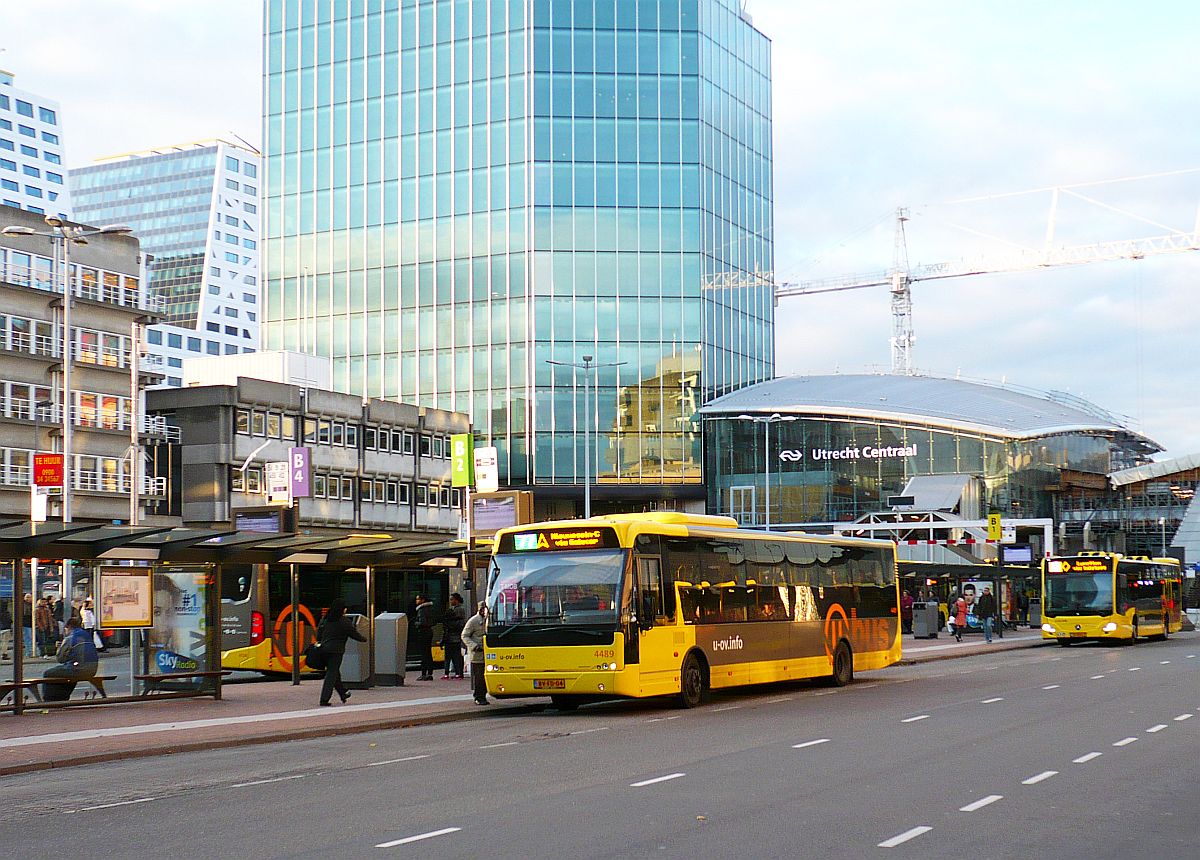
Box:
550;695;579;712
829;641;853;687
677;654;706;709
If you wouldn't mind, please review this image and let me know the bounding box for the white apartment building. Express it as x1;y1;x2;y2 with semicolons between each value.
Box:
0;70;71;218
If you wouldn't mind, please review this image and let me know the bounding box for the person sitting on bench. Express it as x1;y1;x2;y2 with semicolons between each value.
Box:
43;617;99;701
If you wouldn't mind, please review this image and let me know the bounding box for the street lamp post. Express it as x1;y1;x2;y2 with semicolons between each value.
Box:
2;218;132;618
735;413;797;531
546;355;626;519
1158;516;1167;557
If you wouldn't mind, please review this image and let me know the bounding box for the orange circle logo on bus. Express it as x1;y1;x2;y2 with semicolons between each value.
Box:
823;603;849;665
272;603;318;668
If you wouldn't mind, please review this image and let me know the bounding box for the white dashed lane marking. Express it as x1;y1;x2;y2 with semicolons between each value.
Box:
1113;737;1138;747
878;826;932;848
231;775;306;788
1042;685;1060;690
367;755;429;767
792;738;831;749
712;705;742;712
1160;660;1171;665
1128;667;1141;672
1147;725;1168;734
981;697;1003;704
1175;714;1194;722
1090;675;1105;680
1073;752;1102;764
959;795;1003;812
79;797;155;812
630;772;686;788
1021;771;1058;785
478;741;518;749
376;828;461;848
901;714;929;723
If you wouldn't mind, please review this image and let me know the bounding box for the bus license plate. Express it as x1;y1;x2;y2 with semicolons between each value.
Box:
533;679;565;690
1070;632;1086;637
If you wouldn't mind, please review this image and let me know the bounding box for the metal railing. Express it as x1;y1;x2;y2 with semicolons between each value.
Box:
0;260;154;313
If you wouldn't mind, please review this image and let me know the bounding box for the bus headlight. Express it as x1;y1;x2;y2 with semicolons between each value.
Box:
607;662;618;671
1102;622;1118;633
1041;623;1055;633
486;664;499;672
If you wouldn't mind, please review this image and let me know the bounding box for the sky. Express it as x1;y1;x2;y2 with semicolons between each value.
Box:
2;0;1197;455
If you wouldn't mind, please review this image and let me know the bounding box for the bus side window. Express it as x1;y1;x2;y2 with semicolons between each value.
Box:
637;557;664;624
678;585;701;625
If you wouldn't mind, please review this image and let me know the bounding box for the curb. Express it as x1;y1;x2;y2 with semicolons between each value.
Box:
898;637;1051;665
0;701;548;778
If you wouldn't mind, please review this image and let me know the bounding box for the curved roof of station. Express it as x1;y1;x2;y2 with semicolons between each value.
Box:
701;373;1161;448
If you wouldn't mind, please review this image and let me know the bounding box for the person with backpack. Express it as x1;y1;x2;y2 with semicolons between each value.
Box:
413;594;436;680
440;593;467;679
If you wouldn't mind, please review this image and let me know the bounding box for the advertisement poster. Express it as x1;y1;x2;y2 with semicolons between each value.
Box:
97;567;153;628
148;569;209;676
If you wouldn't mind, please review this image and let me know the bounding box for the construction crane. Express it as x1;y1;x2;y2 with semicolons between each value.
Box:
762;171;1200;374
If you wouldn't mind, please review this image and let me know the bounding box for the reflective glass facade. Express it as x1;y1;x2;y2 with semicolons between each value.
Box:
707;416;1151;525
263;0;773;491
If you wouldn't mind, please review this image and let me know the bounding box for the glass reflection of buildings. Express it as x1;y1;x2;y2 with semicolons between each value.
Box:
702;374;1160;526
262;0;773;510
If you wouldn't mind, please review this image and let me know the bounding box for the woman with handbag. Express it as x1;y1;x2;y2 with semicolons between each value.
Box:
317;600;366;706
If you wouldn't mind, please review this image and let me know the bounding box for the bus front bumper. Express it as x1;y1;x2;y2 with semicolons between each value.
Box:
486;667;626;698
1040;617;1125;641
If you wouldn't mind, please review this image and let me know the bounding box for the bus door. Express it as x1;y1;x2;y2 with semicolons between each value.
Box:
1164;576;1181;630
634;555;679;694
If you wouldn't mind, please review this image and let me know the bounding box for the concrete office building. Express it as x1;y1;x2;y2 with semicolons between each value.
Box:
0;206;171;524
71;140;261;388
147;376;468;537
0;70;71;218
262;0;774;513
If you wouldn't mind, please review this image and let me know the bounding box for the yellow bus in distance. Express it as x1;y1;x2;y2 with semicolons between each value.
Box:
1041;552;1183;645
483;512;901;710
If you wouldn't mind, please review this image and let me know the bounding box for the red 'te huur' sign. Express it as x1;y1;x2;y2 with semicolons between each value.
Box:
33;453;65;488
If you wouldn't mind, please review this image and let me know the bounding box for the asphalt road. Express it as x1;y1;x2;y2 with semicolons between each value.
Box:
2;635;1197;860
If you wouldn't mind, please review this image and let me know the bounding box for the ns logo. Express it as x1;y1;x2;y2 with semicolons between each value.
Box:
777;449;804;462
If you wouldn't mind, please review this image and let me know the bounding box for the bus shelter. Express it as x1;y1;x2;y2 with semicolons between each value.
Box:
0;521;465;715
899;560;1039;631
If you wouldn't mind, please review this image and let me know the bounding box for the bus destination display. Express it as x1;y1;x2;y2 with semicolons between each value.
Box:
508;527;620;552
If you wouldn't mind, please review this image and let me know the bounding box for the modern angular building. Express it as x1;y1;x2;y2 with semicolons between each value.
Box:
0;70;71;218
71;140;261;388
262;0;773;513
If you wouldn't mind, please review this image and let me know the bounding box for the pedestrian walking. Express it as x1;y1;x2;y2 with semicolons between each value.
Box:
20;593;33;657
440;593;467;679
317;600;366;706
952;595;968;642
977;586;997;643
461;601;488;705
35;597;57;657
413;594;436;680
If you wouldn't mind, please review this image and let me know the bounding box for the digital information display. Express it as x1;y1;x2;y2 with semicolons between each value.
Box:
502;527;621;553
1047;557;1111;574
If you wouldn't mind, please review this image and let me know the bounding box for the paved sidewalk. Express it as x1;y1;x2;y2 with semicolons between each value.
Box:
0;628;1051;776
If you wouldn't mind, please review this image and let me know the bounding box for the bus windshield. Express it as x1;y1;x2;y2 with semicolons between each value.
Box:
1044;573;1113;615
488;549;626;629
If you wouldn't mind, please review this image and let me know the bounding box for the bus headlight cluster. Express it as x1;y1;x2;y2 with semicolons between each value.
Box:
594;662;618;671
486;664;500;672
1102;622;1118;633
1041;623;1055;633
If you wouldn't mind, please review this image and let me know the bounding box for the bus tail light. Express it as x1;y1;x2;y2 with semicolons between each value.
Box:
249;611;265;645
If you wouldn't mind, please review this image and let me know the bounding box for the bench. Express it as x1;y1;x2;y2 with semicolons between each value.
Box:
134;670;231;697
1;674;117;704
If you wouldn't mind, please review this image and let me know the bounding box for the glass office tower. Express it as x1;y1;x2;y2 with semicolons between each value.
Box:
263;0;773;500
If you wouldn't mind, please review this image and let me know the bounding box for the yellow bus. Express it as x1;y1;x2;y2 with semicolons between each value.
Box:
483;513;901;710
1041;552;1183;645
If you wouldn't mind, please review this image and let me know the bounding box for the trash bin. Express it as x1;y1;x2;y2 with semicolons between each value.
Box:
374;612;408;686
340;613;372;687
911;601;939;639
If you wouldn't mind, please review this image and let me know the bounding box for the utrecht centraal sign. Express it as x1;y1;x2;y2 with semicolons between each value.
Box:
777;444;918;463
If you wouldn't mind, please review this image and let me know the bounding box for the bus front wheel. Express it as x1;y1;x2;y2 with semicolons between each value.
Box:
678;654;706;709
830;641;854;687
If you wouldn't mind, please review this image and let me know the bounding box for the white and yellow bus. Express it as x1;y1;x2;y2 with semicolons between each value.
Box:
1041;552;1183;645
483;513;901;710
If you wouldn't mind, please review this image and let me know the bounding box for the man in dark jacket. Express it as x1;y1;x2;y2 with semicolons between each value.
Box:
977;586;997;643
413;594;436;680
440;593;467;679
317;600;366;706
43;617;99;701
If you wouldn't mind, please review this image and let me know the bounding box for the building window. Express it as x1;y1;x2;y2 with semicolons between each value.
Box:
376;429;390;452
0;179;15;192
42;134;59;147
266;412;281;438
451;488;462;507
38;107;56;125
251;411;266;436
16;100;33;118
331;422;344;446
243;163;257;178
210;267;221;277
402;432;415;454
224;325;237;336
0;158;14;171
147;329;163;345
225;178;239;191
207;341;220;355
224;214;239;227
230;468;244;493
225;155;240;172
243;292;256;303
317;420;331;444
168;357;182;368
167;332;182;348
24;185;42;198
364;427;377;450
225;344;237;354
341;477;353;500
187;337;200;352
224;307;238;317
0;139;11;151
245;468;262;494
281;414;296;441
243;238;256;250
46;171;62;185
439;487;451;507
18;125;35;137
224;252;239;263
303;418;316;443
415;484;428;506
360;479;373;502
385;481;398;504
19;144;36;157
243;202;257;214
432;436;444;458
206;322;220;332
398;483;410;504
419;435;432;457
22;164;39;177
243;184;256;195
